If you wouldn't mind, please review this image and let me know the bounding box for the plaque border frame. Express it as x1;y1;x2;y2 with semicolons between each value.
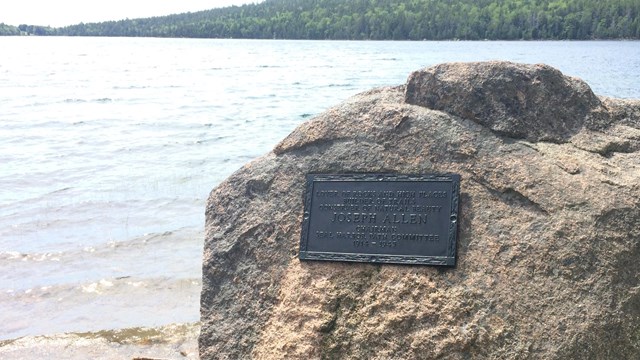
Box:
299;173;460;267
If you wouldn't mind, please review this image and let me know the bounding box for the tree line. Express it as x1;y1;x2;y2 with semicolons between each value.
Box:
5;0;640;40
0;23;21;35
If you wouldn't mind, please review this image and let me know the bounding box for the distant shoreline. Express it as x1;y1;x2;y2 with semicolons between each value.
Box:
3;0;639;40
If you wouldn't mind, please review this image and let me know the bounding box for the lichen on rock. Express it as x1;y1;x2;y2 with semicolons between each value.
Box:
200;61;640;359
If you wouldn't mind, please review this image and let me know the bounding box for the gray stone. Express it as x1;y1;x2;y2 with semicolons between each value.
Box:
200;61;640;359
405;61;610;142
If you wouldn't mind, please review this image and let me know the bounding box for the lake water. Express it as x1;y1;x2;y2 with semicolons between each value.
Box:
0;37;638;341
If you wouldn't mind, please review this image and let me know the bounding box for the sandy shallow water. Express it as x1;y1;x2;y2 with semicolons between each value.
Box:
0;323;199;360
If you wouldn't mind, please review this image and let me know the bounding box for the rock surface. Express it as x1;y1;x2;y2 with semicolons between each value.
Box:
200;61;640;359
405;62;611;143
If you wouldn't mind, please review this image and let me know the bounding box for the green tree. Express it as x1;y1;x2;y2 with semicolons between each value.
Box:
42;0;638;40
0;23;20;35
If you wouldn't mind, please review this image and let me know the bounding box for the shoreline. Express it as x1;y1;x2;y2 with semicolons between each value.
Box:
0;322;199;360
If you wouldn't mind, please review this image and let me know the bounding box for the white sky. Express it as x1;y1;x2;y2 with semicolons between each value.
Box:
1;1;260;27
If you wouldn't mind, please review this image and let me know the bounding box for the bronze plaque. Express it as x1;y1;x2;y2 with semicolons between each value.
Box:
299;173;460;266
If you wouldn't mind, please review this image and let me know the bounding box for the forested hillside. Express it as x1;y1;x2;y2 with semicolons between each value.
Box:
19;0;640;39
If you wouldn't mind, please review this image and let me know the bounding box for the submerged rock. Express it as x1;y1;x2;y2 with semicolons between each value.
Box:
200;61;640;359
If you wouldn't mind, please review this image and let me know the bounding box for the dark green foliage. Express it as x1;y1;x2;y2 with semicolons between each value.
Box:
37;0;640;39
16;24;56;36
0;23;21;36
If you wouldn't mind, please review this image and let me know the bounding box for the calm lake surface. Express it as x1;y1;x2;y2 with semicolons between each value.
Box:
0;37;638;340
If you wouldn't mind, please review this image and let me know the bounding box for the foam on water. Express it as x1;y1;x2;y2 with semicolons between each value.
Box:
1;275;201;340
